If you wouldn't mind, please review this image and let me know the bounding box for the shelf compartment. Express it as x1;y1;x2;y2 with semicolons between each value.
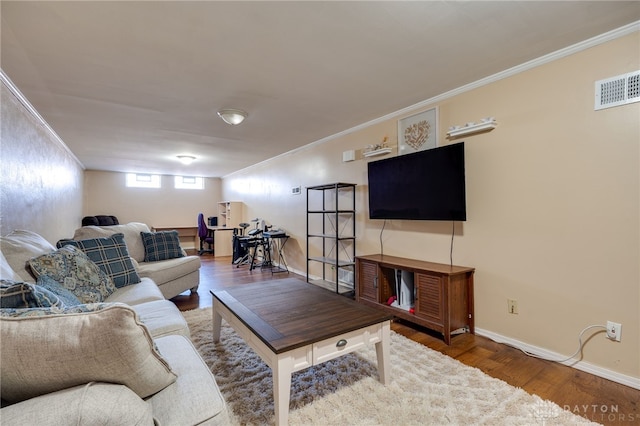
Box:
309;279;355;295
308;233;355;240
308;256;355;267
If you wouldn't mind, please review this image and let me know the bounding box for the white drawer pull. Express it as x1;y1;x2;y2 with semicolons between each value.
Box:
336;339;348;348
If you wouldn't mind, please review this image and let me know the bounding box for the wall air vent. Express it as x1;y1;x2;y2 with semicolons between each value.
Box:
595;70;640;110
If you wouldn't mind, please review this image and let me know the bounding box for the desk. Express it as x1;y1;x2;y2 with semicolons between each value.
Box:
263;233;289;274
152;226;198;250
207;226;236;256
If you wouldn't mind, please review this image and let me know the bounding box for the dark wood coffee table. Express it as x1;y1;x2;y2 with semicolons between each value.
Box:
211;278;392;425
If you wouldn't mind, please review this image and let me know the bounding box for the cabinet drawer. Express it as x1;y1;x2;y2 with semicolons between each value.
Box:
312;324;382;364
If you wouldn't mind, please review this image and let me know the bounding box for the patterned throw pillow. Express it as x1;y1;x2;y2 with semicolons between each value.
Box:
140;231;184;262
36;275;81;307
0;302;115;318
0;279;64;309
57;233;140;288
28;245;117;304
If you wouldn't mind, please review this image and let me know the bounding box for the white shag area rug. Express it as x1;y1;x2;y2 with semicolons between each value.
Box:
183;307;598;426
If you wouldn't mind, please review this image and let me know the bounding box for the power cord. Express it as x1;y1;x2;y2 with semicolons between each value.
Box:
379;219;387;255
450;220;455;267
502;324;607;364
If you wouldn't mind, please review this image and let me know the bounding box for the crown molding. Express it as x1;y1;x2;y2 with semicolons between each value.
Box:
225;21;640;178
0;69;85;169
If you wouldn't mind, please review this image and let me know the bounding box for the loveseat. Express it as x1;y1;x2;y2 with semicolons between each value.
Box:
72;222;201;299
0;229;230;425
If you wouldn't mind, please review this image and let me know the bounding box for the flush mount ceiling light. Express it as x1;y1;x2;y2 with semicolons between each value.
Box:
177;155;196;165
217;108;247;125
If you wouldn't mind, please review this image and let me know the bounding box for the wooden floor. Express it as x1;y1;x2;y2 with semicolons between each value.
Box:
172;255;639;425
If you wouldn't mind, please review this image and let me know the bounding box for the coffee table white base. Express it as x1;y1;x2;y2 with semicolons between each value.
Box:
212;299;391;425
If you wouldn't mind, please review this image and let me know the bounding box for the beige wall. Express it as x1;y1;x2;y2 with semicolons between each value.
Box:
84;170;223;236
222;34;639;379
0;81;84;243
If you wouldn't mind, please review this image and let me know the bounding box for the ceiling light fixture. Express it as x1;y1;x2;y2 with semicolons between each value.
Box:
217;108;247;125
177;155;196;165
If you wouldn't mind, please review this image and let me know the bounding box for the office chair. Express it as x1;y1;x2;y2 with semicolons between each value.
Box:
197;213;214;255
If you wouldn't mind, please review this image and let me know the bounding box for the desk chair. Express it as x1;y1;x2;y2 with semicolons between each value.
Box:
197;213;214;255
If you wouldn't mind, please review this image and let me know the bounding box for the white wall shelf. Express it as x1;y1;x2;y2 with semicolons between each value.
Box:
447;120;497;138
363;148;392;157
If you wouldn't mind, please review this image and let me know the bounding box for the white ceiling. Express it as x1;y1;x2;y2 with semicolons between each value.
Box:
2;1;639;178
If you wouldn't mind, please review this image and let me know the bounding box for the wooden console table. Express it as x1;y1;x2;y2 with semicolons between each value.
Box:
355;254;475;345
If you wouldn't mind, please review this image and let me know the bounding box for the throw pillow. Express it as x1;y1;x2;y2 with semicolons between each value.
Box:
0;302;114;318
0;279;64;309
36;275;81;307
140;231;185;262
28;245;117;304
0;303;177;403
57;233;141;288
0;230;57;282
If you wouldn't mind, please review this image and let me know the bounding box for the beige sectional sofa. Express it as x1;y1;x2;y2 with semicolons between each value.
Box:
0;229;229;425
72;222;201;299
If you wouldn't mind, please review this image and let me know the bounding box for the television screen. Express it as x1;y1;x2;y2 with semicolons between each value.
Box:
367;142;466;221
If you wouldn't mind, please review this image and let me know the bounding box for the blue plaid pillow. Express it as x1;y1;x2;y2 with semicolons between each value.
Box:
140;231;184;262
57;233;140;288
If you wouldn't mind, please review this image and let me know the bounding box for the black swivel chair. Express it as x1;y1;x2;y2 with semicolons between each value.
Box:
197;213;214;255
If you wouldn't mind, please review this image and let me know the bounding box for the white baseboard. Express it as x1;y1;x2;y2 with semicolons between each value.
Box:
475;328;640;390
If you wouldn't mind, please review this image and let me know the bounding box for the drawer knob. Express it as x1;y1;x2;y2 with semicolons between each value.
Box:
336;339;348;348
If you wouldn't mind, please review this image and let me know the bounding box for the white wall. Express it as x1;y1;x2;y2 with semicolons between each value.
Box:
83;171;222;233
222;33;640;380
1;79;84;243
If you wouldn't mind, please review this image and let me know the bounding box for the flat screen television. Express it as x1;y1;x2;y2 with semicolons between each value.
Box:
367;142;466;221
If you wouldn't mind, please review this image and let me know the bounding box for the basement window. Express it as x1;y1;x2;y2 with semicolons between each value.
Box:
126;173;161;188
174;176;204;190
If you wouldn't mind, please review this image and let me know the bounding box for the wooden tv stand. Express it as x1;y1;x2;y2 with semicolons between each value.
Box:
355;254;475;345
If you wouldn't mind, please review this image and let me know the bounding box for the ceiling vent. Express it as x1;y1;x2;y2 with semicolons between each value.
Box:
594;70;640;110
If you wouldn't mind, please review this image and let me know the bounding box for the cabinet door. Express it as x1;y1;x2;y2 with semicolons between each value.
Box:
357;260;378;302
415;273;443;323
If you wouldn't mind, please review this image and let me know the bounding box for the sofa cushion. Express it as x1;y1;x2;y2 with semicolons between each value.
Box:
0;279;64;309
36;275;81;307
0;303;177;403
0;382;154;426
105;277;165;306
137;255;201;286
140;231;185;262
0;230;57;282
131;300;190;339
58;233;141;288
148;335;229;426
28;245;117;304
73;222;151;263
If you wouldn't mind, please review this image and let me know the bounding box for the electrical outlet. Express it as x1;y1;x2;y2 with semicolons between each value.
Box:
606;321;622;342
507;299;518;314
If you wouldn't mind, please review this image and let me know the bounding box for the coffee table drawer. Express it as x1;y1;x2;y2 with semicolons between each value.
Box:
312;323;383;364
